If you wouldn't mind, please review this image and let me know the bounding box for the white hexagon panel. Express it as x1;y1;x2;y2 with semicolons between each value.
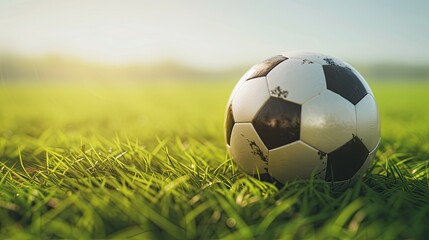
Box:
229;123;269;175
268;141;327;183
266;58;327;104
301;90;356;153
231;77;270;122
356;94;380;152
282;51;329;65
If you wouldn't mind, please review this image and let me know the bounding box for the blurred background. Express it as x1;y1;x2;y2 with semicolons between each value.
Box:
1;0;429;149
1;0;428;84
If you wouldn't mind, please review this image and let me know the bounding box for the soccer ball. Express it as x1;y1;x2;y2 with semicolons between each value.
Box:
225;51;380;185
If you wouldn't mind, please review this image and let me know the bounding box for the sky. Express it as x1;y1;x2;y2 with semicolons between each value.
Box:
0;0;428;69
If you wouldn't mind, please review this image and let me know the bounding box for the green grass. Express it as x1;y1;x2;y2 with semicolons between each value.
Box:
1;81;429;239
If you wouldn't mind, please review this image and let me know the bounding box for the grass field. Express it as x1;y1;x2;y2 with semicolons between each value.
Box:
1;80;429;239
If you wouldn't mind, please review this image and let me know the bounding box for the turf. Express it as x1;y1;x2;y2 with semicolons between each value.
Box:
1;81;429;239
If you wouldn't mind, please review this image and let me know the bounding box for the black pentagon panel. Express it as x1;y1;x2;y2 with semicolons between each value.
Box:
246;55;288;80
323;65;367;105
225;105;235;145
325;137;369;182
252;97;301;150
